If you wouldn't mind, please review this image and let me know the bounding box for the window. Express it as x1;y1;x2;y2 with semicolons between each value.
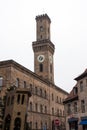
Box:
39;64;43;72
30;102;32;111
35;86;37;93
40;26;43;31
44;90;46;98
40;88;42;96
30;84;32;92
45;122;47;129
63;110;65;116
86;79;87;87
41;122;43;129
11;96;14;104
57;96;58;103
50;64;52;73
52;107;54;115
16;78;19;87
35;122;38;129
80;81;83;92
0;77;3;90
74;102;77;113
24;81;26;88
17;94;20;104
67;104;71;114
45;106;47;113
40;104;43;113
52;93;54;101
81;100;85;113
73;87;78;95
29;122;32;130
57;109;59;116
7;97;10;106
60;97;61;103
21;95;25;104
40;35;42;39
35;103;38;112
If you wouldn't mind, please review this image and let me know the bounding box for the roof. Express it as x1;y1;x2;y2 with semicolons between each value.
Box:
74;69;87;81
0;59;68;94
63;85;78;104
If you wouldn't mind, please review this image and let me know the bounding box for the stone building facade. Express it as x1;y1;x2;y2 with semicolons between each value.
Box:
0;14;68;130
64;69;87;130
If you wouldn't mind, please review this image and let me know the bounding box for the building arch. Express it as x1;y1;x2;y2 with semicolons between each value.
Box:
4;114;11;130
14;117;21;130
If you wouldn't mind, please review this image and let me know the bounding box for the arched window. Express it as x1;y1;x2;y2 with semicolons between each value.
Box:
16;78;19;88
24;81;26;88
40;88;42;96
11;96;14;104
45;106;47;113
35;122;38;129
21;95;25;104
41;121;43;130
35;103;38;112
52;93;54;101
17;94;20;104
29;121;32;130
4;114;11;130
52;107;54;115
14;117;21;130
50;64;52;73
44;90;46;98
57;109;59;116
30;102;32;111
39;64;43;72
40;104;43;113
7;97;10;106
30;84;32;92
35;86;37;94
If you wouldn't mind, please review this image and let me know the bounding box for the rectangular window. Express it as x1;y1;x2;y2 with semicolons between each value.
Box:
52;93;54;101
74;102;77;113
52;107;54;115
39;64;43;72
86;79;87;87
80;81;83;92
0;77;3;90
81;100;85;113
35;87;38;95
67;104;71;114
16;78;19;87
24;81;26;88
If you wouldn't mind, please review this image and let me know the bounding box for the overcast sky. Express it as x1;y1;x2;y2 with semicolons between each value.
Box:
0;0;87;92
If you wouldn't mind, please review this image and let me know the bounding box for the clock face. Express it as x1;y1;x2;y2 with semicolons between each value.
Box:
37;55;45;62
49;56;53;63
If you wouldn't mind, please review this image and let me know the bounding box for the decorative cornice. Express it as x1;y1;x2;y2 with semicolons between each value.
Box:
36;14;51;23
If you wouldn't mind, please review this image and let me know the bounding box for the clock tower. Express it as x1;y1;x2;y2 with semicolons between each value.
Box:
32;14;55;83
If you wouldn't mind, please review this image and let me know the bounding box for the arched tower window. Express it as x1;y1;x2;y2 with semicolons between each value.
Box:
17;94;20;104
39;63;43;72
21;95;25;104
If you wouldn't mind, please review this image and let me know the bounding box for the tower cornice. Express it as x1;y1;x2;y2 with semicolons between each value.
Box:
32;39;55;54
36;14;51;23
